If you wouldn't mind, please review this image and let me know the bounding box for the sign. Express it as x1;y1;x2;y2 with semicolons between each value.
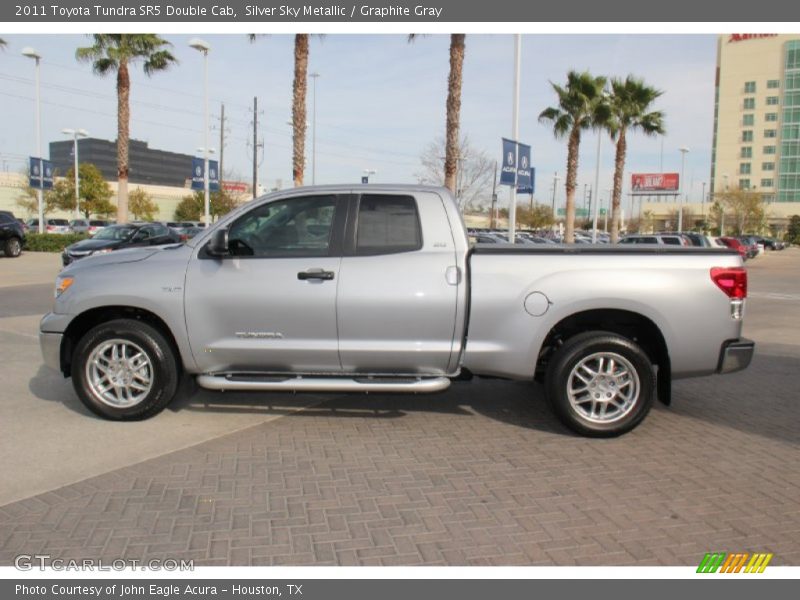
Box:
191;157;220;191
499;138;518;186
631;172;679;195
516;144;533;193
222;181;248;193
361;176;369;184
728;34;778;43
29;157;54;190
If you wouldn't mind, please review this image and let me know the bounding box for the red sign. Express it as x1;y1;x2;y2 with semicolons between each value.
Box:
631;173;679;194
728;34;778;43
222;181;249;193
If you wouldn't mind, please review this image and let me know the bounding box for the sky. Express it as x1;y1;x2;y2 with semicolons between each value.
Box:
0;33;718;209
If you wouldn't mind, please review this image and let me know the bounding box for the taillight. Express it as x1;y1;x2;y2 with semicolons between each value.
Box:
711;267;747;299
46;225;54;232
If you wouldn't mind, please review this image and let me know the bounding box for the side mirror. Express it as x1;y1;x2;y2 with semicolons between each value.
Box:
207;228;229;257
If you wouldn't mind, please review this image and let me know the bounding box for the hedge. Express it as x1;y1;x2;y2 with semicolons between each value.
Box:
24;233;90;252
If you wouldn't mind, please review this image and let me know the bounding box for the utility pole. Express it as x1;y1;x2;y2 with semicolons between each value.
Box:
508;34;521;243
490;161;498;229
252;97;258;199
219;103;225;183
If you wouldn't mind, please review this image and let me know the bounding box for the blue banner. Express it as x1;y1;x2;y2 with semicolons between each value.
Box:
516;143;532;192
191;157;220;191
518;167;535;195
29;157;54;190
499;138;517;186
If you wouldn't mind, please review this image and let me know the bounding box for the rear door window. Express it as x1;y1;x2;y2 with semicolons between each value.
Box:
355;194;422;255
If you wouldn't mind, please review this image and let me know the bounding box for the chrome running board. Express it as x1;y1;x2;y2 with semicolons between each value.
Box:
196;374;451;394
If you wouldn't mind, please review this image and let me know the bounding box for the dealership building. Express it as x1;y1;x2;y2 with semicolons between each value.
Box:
711;33;800;207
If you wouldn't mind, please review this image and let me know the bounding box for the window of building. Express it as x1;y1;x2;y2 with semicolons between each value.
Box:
744;81;756;93
762;162;776;171
764;129;778;138
741;146;752;158
742;130;754;142
787;41;800;70
739;178;751;189
356;195;422;255
766;112;779;122
743;98;755;110
739;163;751;175
767;79;780;89
743;114;755;126
767;96;780;105
761;178;775;188
764;145;777;154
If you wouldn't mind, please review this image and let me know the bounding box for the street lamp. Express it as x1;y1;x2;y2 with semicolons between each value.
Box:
678;146;690;232
550;172;560;214
62;128;88;219
189;38;211;226
309;72;320;185
22;46;44;234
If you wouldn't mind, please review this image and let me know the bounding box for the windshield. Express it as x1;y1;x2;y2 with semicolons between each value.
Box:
93;226;137;241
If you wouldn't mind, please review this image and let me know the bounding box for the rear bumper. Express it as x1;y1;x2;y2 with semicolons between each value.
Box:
717;338;755;374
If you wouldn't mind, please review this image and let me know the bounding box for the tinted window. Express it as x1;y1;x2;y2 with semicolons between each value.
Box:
49;219;69;226
662;237;682;245
356;195;422;255
0;214;11;224
227;195;337;257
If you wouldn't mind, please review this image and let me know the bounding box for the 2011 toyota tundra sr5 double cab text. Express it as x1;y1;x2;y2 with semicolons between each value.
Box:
39;185;755;436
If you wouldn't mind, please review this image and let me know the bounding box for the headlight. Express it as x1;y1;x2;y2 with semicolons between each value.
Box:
55;276;74;298
93;248;113;254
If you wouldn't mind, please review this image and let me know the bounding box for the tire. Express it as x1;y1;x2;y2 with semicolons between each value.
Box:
544;331;656;437
4;237;22;258
71;318;179;420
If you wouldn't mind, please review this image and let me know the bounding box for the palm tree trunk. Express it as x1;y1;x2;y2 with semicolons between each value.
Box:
444;34;465;195
116;59;130;223
610;128;626;243
292;34;309;187
564;127;580;243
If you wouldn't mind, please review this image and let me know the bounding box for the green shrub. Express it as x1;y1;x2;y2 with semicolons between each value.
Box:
24;233;89;252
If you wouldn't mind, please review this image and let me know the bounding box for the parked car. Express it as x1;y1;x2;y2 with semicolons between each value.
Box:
0;210;26;257
26;218;71;234
737;236;761;259
61;222;181;266
619;234;689;246
658;231;712;247
41;185;753;437
718;236;748;260
69;219;110;235
16;218;30;234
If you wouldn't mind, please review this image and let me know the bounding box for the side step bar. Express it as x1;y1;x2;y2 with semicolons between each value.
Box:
196;374;451;394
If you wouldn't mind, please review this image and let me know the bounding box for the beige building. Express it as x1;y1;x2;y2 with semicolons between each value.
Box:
709;33;800;228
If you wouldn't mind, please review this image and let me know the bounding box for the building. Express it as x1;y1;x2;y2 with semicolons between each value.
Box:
49;138;193;187
711;33;800;204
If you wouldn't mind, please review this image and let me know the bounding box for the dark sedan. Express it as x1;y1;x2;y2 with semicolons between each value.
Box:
62;222;180;266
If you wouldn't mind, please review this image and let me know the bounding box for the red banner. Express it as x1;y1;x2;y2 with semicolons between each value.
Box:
631;172;679;194
222;181;249;193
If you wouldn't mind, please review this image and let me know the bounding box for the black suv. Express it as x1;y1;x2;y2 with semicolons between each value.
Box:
62;222;180;266
0;210;25;258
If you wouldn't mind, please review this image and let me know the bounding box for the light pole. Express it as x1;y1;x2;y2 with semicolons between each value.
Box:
362;169;376;183
701;181;707;232
309;72;320;185
508;34;521;244
22;47;44;234
189;38;211;226
550;172;560;215
62;128;88;219
678;146;689;232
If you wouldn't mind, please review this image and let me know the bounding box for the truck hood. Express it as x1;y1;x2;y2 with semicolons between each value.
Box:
61;244;184;273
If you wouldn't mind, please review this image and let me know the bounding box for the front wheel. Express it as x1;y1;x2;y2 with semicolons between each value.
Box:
71;318;179;420
544;331;656;437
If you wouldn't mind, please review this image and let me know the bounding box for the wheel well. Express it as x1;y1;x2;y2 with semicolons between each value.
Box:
60;306;182;377
536;309;671;404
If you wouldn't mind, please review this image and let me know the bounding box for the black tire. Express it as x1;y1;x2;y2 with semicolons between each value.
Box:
71;318;179;420
4;237;22;258
544;331;656;437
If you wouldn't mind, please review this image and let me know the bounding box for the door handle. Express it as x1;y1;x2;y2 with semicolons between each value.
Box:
297;269;335;281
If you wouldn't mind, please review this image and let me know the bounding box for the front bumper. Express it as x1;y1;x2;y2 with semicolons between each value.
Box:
40;331;63;372
717;338;755;374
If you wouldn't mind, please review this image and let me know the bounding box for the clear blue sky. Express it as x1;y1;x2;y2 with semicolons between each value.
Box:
0;34;717;206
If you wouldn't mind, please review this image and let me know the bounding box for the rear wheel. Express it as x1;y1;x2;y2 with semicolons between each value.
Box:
544;331;655;437
4;237;22;257
71;318;179;420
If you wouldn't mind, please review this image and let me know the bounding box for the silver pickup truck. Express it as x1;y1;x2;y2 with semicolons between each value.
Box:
39;185;754;436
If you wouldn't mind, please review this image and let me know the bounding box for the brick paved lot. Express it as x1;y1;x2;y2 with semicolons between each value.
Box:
0;251;798;566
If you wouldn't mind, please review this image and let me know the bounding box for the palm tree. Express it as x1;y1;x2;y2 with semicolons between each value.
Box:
539;71;609;243
75;35;176;223
409;34;466;195
606;76;665;242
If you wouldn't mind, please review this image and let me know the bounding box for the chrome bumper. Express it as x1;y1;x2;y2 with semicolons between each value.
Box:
717;338;755;374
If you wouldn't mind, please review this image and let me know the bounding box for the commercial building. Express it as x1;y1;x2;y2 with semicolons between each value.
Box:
711;33;800;204
49;138;193;187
